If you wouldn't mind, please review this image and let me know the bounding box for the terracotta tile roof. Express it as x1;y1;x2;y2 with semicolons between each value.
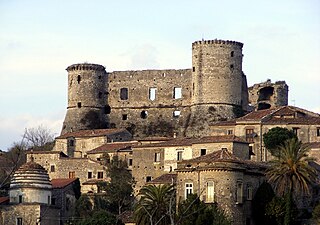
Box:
0;197;9;204
56;128;128;139
211;120;236;126
51;178;78;188
137;137;173;141
87;142;137;154
183;149;240;164
134;135;247;148
148;173;177;185
236;107;279;121
26;151;68;157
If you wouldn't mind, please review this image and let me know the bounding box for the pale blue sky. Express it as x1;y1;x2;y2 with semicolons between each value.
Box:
0;0;319;150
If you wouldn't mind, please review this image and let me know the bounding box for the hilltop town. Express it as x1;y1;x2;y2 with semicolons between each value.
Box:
0;39;319;225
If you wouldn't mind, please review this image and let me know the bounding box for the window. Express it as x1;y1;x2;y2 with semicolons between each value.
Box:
247;185;253;200
231;51;234;57
245;129;254;143
88;171;92;179
317;128;320;137
18;195;22;203
173;110;181;118
51;198;56;205
120;88;128;100
48;196;51;204
292;127;299;136
77;75;81;84
154;153;161;162
104;105;111;114
77;102;82;108
192;67;195;72
149;87;157;101
128;159;133;166
98;92;102;98
68;139;74;147
185;183;193;199
69;171;75;178
227;129;233;135
122;114;128;120
207;181;215;202
146;176;152;182
236;181;243;204
50;165;55;172
177;151;183;161
201;149;206;156
141;110;148;119
173;87;182;99
98;171;103;179
16;218;23;225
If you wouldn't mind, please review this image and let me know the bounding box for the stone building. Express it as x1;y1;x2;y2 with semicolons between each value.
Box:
248;79;288;110
61;39;288;138
26;151;108;193
210;105;320;161
175;149;266;225
0;161;60;225
54;128;132;157
132;135;250;194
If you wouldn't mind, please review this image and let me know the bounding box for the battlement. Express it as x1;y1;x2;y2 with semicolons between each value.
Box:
66;63;106;72
192;39;243;48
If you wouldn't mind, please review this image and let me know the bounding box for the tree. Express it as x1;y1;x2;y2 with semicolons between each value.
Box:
97;156;135;216
78;210;124;225
266;138;318;225
134;184;176;225
75;194;93;218
24;125;55;151
263;127;297;157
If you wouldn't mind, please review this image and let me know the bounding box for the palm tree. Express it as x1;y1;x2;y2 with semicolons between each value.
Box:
266;138;318;225
134;184;176;225
266;138;317;196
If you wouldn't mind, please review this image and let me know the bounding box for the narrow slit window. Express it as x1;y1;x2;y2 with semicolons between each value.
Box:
77;75;81;84
207;181;215;202
173;110;181;118
122;114;128;120
185;183;193;199
77;102;82;108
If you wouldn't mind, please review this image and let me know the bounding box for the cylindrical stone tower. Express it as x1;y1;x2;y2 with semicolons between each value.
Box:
187;39;246;137
61;63;109;135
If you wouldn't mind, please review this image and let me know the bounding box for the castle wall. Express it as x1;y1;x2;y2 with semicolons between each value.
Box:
108;69;192;137
248;80;288;110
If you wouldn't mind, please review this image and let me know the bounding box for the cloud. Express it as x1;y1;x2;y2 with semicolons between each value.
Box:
0;111;64;151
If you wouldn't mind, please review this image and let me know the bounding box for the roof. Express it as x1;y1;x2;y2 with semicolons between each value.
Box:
26;151;68;157
87;142;137;154
183;149;240;164
51;178;78;188
235;106;320;125
148;173;177;185
0;197;9;204
133;135;247;148
56;128;128;139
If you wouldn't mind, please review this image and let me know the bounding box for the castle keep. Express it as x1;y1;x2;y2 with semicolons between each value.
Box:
61;39;287;138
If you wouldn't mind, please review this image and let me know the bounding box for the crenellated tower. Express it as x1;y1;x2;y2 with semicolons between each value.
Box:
61;63;109;135
186;40;247;136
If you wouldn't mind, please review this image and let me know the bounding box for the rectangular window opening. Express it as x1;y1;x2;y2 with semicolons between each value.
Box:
122;114;128;120
98;171;103;179
207;181;215;203
177;151;183;161
16;218;23;225
173;110;181;118
154;153;161;162
149;87;157;101
317;128;320;137
236;181;243;204
173;87;182;99
185;183;193;199
128;158;133;166
227;129;233;135
146;176;152;182
245;129;254;143
201;149;207;156
69;171;75;178
50;165;55;172
120;88;128;100
88;171;92;179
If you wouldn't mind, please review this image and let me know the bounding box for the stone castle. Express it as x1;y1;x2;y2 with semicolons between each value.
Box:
61;39;288;138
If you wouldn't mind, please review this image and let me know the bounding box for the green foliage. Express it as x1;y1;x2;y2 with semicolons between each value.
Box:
266;138;317;196
75;194;93;218
78;210;123;225
72;178;81;200
266;196;286;225
252;182;277;225
97;155;135;215
177;194;231;225
263;127;297;156
134;184;176;225
312;202;320;223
